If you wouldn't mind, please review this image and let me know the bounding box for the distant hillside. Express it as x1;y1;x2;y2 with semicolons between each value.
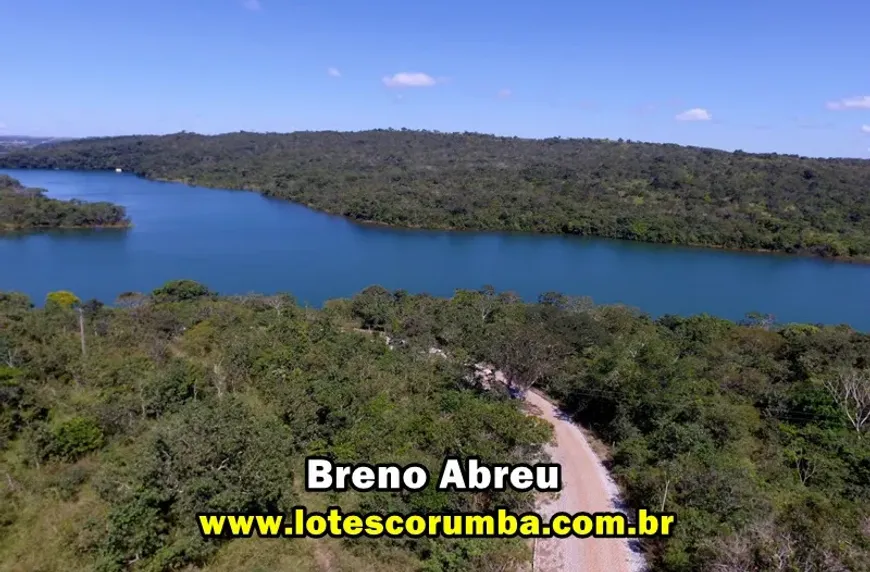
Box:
0;135;71;153
0;174;130;231
1;130;869;258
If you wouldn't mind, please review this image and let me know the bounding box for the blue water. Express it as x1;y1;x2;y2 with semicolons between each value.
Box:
1;169;868;328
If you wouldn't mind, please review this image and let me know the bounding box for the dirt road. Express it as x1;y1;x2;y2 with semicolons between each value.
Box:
525;390;644;572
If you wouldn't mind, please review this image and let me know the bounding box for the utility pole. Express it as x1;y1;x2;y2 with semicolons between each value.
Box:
77;307;86;357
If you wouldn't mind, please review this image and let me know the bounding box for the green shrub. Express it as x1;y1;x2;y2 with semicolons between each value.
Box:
51;417;105;461
151;280;213;302
0;367;24;449
47;464;90;501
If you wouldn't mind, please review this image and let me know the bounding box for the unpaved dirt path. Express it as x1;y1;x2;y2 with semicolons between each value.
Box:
525;390;644;572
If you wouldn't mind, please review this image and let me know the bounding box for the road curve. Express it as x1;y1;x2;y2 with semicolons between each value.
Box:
525;389;644;572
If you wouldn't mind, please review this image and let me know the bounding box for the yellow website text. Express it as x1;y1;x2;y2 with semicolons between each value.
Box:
197;507;675;539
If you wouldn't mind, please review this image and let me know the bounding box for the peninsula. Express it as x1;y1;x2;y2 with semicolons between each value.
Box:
0;174;130;231
1;130;868;258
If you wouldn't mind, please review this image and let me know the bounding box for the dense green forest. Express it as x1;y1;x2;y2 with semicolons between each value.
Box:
2;130;870;257
1;282;868;571
0;175;130;231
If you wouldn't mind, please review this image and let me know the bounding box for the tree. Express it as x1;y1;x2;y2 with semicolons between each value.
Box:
823;367;870;433
151;279;213;302
81;298;105;317
45;290;80;310
115;291;148;308
351;285;395;330
0;366;25;449
42;292;88;357
451;286;499;324
44;417;105;462
0;292;33;313
491;322;564;392
741;311;776;330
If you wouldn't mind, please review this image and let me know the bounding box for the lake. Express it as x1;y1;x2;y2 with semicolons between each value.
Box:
1;169;868;328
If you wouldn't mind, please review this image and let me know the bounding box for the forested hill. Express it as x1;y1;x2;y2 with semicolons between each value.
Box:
0;174;130;231
2;130;870;257
1;283;868;571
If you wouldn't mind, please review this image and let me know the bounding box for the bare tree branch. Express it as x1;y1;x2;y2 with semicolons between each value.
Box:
823;368;870;433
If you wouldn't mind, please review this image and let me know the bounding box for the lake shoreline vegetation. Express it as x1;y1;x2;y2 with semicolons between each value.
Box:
1;281;868;571
12;166;870;265
1;129;869;260
112;176;870;266
0;174;131;232
84;176;870;265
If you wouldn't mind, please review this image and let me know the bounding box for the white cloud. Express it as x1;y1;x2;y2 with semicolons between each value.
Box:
497;88;512;99
242;0;261;11
327;67;341;78
0;122;6;130
382;72;438;88
826;95;870;110
862;124;870;134
675;108;712;121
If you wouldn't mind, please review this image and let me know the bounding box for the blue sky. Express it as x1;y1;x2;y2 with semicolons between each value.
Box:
3;0;869;157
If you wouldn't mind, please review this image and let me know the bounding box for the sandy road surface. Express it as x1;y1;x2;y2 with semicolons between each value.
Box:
525;390;643;572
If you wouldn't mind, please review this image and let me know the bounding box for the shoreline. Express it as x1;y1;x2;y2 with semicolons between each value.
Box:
0;222;132;233
4;167;869;265
151;173;870;266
